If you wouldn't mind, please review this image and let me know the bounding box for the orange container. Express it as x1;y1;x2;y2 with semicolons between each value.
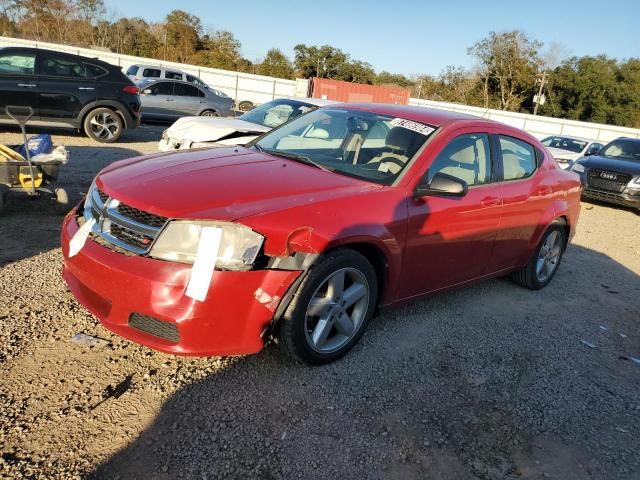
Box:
309;78;410;105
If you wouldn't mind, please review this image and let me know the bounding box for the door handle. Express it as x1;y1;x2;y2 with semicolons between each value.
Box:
18;83;37;88
78;87;95;91
537;187;553;196
166;98;175;102
480;197;501;207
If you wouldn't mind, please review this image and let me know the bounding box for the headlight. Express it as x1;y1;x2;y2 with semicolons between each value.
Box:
570;163;585;173
190;141;222;149
633;176;640;185
149;221;264;270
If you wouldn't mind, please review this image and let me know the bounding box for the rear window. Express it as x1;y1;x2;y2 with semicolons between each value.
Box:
174;83;203;97
40;55;89;78
148;82;174;95
165;71;183;80
84;63;108;78
142;68;161;78
126;65;138;76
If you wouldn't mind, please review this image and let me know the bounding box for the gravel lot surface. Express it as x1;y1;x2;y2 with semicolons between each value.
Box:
0;125;639;480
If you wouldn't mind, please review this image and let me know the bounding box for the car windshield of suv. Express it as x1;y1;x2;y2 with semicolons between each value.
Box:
541;136;587;153
600;139;640;161
254;108;435;185
239;100;317;128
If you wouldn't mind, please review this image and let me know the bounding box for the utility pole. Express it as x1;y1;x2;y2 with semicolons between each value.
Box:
533;70;547;115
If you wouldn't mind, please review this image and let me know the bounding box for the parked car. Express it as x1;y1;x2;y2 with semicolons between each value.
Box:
139;79;234;121
61;104;581;365
158;97;337;151
540;135;603;168
570;137;640;210
0;47;140;142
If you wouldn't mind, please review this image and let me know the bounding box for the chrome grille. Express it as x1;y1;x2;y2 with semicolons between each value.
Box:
586;169;631;193
84;187;169;255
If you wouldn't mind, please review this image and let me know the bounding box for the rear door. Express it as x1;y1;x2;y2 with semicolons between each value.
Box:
172;83;206;116
140;81;177;119
0;51;39;120
489;134;552;270
36;53;97;123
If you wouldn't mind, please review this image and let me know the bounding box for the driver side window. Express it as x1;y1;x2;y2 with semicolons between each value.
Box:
427;134;492;186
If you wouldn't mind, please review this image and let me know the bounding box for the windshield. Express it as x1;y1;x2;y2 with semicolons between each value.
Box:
600;139;640;161
254;108;435;185
541;136;587;154
239;100;318;128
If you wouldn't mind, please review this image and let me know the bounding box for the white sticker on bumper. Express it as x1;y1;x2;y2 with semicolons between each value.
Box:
68;218;96;258
185;226;223;302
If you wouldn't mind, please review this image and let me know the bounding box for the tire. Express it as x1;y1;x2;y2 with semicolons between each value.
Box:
53;187;70;215
83;108;123;143
238;101;254;112
278;249;378;365
511;222;566;290
200;110;218;117
0;184;8;215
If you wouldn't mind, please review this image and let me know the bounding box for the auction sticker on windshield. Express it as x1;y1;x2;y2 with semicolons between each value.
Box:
390;118;435;136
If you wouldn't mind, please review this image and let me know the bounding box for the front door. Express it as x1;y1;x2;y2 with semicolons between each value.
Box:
399;133;502;299
141;81;178;120
0;51;39;120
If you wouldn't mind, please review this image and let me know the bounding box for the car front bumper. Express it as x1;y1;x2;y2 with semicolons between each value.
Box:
61;211;301;356
576;172;640;209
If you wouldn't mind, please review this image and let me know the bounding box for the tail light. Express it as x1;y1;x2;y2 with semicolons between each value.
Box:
123;85;139;95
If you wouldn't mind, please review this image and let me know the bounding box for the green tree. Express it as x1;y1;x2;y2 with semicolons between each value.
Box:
194;30;243;70
375;71;414;88
337;60;375;84
163;9;201;62
257;48;292;79
469;30;541;111
293;44;348;79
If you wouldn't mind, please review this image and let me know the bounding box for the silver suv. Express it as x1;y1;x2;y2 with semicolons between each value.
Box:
127;64;210;90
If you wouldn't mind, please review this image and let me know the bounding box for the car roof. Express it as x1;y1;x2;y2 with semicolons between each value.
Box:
328;103;489;127
542;134;596;142
132;64;189;73
0;46;110;67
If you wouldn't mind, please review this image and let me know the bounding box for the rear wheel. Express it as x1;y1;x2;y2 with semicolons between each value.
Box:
238;101;254;112
200;109;218;117
0;185;9;215
278;249;378;365
83;108;123;143
511;222;566;290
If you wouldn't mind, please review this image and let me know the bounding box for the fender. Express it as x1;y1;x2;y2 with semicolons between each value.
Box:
78;100;138;129
529;198;571;253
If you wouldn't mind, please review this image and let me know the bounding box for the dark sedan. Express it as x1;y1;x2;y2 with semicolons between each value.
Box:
570;137;640;211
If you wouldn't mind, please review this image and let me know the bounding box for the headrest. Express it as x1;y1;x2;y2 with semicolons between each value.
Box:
386;127;415;151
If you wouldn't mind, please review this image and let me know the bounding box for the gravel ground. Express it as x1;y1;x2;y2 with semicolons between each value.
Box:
0;125;639;480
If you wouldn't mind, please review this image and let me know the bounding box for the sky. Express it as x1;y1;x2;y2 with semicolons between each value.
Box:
105;0;639;76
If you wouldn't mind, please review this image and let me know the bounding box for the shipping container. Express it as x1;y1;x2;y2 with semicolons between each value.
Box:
309;78;410;105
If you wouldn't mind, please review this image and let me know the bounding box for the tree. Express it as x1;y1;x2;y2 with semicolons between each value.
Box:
469;30;541;111
337;60;375;84
194;30;243;70
110;17;159;57
293;44;348;79
257;48;292;79
375;71;414;88
163;9;202;62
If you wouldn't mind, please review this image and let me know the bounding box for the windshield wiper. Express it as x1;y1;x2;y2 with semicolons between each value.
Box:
262;149;333;172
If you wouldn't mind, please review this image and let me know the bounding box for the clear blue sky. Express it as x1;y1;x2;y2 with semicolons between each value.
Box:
105;0;639;75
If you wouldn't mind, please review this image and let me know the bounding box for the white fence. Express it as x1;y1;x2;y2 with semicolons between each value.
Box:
2;36;639;141
0;36;303;105
408;98;640;142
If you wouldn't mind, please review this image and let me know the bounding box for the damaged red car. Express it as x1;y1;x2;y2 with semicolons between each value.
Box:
61;104;581;364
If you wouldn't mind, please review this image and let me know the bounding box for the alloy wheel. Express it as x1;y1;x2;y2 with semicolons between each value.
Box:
536;230;562;283
304;267;370;354
89;111;120;140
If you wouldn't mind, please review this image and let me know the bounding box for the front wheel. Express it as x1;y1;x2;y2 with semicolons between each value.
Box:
200;109;218;117
278;249;378;365
83;108;123;143
511;222;566;290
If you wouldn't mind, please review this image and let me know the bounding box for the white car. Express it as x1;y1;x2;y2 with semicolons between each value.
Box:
159;98;337;151
540;135;604;168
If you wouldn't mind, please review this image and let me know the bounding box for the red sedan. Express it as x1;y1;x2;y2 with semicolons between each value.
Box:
61;104;581;365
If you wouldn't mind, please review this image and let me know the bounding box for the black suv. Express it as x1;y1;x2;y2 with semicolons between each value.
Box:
0;47;140;143
570;137;640;211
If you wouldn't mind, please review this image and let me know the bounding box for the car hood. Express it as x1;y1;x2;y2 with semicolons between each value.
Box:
547;147;580;161
577;155;640;176
165;116;270;143
96;147;380;221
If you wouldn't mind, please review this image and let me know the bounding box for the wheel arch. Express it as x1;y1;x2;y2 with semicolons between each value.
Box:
79;101;133;130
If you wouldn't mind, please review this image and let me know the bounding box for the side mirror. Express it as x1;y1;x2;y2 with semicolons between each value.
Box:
414;172;468;198
585;147;600;156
